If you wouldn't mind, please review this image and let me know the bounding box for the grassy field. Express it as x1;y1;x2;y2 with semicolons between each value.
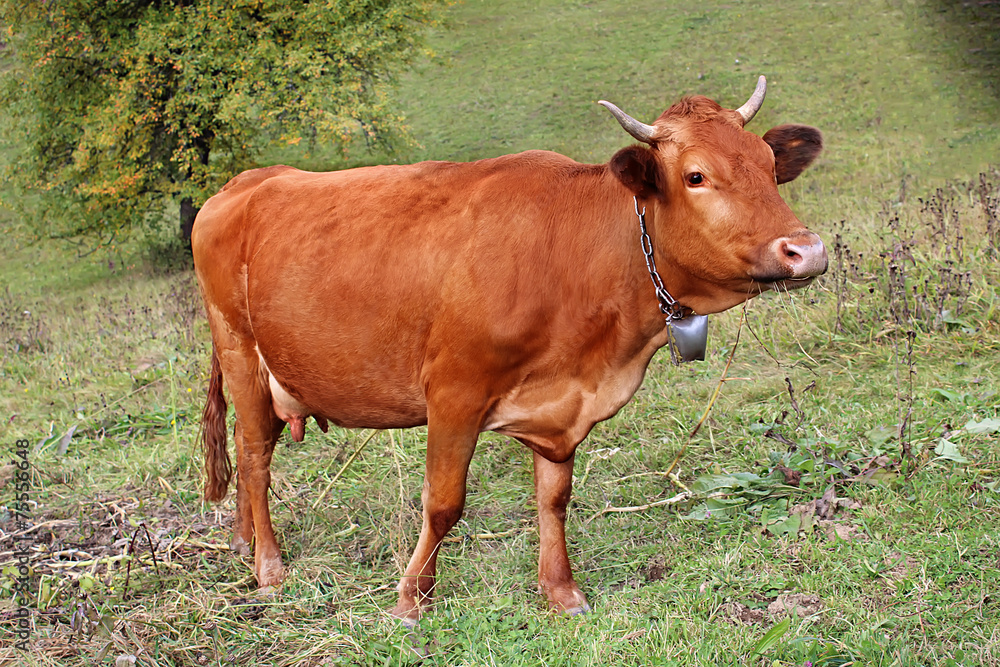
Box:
2;0;1000;665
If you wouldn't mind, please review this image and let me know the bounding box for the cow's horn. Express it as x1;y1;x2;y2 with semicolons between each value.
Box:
735;75;767;126
599;100;656;144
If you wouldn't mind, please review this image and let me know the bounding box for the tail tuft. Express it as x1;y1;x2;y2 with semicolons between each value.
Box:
202;345;232;502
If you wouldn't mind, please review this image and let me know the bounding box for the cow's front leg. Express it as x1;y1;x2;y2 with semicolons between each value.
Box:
391;410;479;625
534;451;589;614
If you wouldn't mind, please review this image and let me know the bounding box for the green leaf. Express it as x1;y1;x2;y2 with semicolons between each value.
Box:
38;579;53;608
934;438;970;463
79;574;97;592
752;617;791;655
965;417;1000;434
682;504;711;520
866;425;894;446
764;512;801;538
690;474;741;494
35;429;63;453
929;388;963;403
865;468;900;484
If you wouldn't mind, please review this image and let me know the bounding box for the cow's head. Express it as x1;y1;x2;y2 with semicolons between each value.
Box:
601;76;827;315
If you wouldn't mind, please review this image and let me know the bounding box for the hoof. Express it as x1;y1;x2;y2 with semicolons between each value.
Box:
394;614;419;630
230;534;252;556
256;556;285;589
565;602;592;617
389;601;422;629
542;584;590;617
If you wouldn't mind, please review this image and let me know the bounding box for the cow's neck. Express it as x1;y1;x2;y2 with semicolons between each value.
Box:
550;171;692;355
626;196;709;363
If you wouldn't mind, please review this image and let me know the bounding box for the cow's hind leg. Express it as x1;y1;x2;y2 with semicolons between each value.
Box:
534;451;589;614
217;347;286;588
391;394;482;625
235;405;285;588
230;419;284;558
229;421;253;555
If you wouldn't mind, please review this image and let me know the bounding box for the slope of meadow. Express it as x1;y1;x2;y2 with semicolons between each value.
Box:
2;1;999;665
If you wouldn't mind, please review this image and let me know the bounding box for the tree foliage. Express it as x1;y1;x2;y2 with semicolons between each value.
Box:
0;0;445;243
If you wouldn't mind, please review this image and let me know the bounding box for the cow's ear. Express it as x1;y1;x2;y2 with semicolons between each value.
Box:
762;124;823;184
609;145;664;199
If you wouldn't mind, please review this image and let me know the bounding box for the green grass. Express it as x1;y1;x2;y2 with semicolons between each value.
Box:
2;0;1000;665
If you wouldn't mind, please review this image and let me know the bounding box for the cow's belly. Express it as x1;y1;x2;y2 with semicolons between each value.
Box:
254;347;427;430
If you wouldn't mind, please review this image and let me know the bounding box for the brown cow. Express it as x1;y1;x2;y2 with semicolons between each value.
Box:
192;76;826;624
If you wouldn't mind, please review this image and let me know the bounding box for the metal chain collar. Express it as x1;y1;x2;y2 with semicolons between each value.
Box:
634;197;709;364
634;197;686;321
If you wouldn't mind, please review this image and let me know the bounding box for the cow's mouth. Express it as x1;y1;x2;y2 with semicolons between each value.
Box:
750;275;817;292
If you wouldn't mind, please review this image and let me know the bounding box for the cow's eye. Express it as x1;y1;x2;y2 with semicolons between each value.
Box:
686;172;704;186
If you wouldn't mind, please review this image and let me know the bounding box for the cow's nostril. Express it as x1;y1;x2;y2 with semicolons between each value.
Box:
770;236;828;278
781;241;804;263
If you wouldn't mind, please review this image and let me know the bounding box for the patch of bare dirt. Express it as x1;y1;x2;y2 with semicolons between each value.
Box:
781;485;867;542
767;592;824;618
644;554;668;582
719;601;767;624
821;522;869;543
718;591;825;625
885;553;921;582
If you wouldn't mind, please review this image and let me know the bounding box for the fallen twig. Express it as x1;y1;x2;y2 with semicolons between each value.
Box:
45;554;159;570
1;519;78;540
442;526;527;543
586;492;692;524
171;537;232;551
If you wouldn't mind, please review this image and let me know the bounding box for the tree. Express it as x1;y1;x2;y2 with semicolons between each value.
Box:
0;0;445;245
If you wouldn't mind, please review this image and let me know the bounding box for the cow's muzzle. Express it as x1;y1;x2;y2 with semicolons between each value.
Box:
752;232;828;286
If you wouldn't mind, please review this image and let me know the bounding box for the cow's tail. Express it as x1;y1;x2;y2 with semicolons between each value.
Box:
202;344;232;502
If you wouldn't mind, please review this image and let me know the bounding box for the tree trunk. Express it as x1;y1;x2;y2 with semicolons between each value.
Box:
180;134;213;246
180;197;199;246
